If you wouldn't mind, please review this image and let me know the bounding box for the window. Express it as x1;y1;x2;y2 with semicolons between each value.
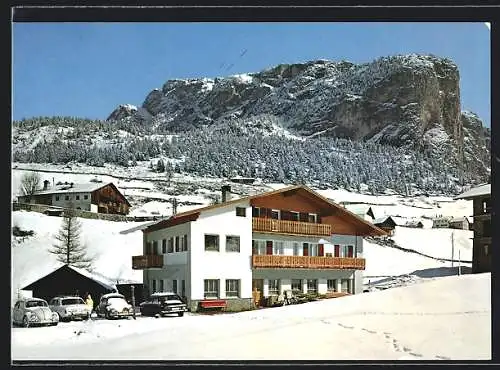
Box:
252;207;260;217
162;239;167;254
153;241;158;255
271;210;280;220
236;207;246;217
204;279;219;299
181;280;186;297
146;241;152;254
168;237;174;253
307;279;318;294
327;279;337;292
334;245;340;257
76;195;80;200
309;243;318;257
252;240;266;255
291;279;302;294
172;280;177;294
226;236;240;252
152;279;157;293
308;213;317;223
159;279;164;292
341;279;350;293
289;211;299;221
55;196;60;201
175;236;180;252
273;241;284;255
205;235;219;251
65;195;70;201
182;234;188;251
225;279;240;298
84;195;88;200
293;242;300;256
268;279;280;295
326;252;333;257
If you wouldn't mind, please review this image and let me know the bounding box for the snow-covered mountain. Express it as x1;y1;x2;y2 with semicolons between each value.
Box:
11;54;490;194
107;53;490;179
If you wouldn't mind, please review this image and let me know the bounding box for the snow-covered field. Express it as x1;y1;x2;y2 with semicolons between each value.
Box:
11;163;484;361
12;273;491;361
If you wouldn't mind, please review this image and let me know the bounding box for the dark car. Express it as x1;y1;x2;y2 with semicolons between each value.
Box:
140;292;188;317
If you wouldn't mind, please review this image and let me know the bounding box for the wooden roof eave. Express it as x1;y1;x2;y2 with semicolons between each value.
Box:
144;212;200;234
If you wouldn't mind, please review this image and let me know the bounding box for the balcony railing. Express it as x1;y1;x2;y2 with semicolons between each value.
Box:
132;254;164;270
252;217;331;236
252;255;366;270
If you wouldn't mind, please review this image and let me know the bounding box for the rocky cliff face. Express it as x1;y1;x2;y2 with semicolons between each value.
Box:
109;53;490;178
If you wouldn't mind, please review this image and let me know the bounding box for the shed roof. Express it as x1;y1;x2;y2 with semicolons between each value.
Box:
454;184;491;200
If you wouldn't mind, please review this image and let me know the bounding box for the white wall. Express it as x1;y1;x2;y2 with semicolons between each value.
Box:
253;269;355;296
51;192;92;211
190;201;253;301
143;222;191;295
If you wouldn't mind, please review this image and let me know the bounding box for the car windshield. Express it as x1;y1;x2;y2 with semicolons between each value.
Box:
25;300;48;308
108;297;127;305
159;295;182;302
62;298;85;305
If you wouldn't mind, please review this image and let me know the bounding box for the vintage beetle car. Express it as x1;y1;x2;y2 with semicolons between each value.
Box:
96;293;134;319
140;292;188;317
12;298;59;327
49;296;91;321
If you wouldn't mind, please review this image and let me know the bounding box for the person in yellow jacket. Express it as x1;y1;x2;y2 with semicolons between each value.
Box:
85;293;94;317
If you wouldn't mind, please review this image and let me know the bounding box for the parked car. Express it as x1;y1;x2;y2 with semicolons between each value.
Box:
140;292;188;317
12;298;59;327
96;293;134;319
49;296;91;321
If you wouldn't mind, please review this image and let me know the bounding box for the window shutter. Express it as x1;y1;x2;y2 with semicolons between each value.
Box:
252;241;257;255
299;212;308;222
347;245;354;258
281;211;289;221
318;244;324;256
266;241;273;255
303;243;309;256
334;245;340;257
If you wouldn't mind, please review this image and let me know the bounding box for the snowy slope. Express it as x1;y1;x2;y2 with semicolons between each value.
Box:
11;211;146;301
12;273;490;360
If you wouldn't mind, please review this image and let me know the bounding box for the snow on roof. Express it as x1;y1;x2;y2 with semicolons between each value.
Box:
33;183;105;195
344;204;373;216
454;184;491;200
67;265;118;291
373;216;395;225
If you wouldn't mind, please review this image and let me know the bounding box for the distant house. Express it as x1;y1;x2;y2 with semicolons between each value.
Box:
449;216;470;230
432;217;451;229
230;176;255;185
405;220;424;228
343;204;376;222
373;216;397;236
17;181;131;215
455;184;491;274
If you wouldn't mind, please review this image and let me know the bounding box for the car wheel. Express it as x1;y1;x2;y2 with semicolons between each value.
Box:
22;316;29;328
178;312;184;317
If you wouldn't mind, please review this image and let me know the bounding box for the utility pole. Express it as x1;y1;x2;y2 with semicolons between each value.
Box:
451;232;455;268
131;285;136;320
458;249;461;276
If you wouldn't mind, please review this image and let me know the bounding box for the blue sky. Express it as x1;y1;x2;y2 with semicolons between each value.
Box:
13;22;490;127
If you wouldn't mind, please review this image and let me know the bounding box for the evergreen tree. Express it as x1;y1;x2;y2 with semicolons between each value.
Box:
48;207;94;270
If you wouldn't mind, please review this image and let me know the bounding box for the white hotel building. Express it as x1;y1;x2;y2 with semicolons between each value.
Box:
132;185;386;311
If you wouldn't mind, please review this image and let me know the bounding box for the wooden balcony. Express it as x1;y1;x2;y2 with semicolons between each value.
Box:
252;217;331;236
252;255;366;270
132;254;164;269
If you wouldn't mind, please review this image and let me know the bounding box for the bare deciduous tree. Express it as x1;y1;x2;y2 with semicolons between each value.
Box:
20;172;41;199
48;206;94;270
